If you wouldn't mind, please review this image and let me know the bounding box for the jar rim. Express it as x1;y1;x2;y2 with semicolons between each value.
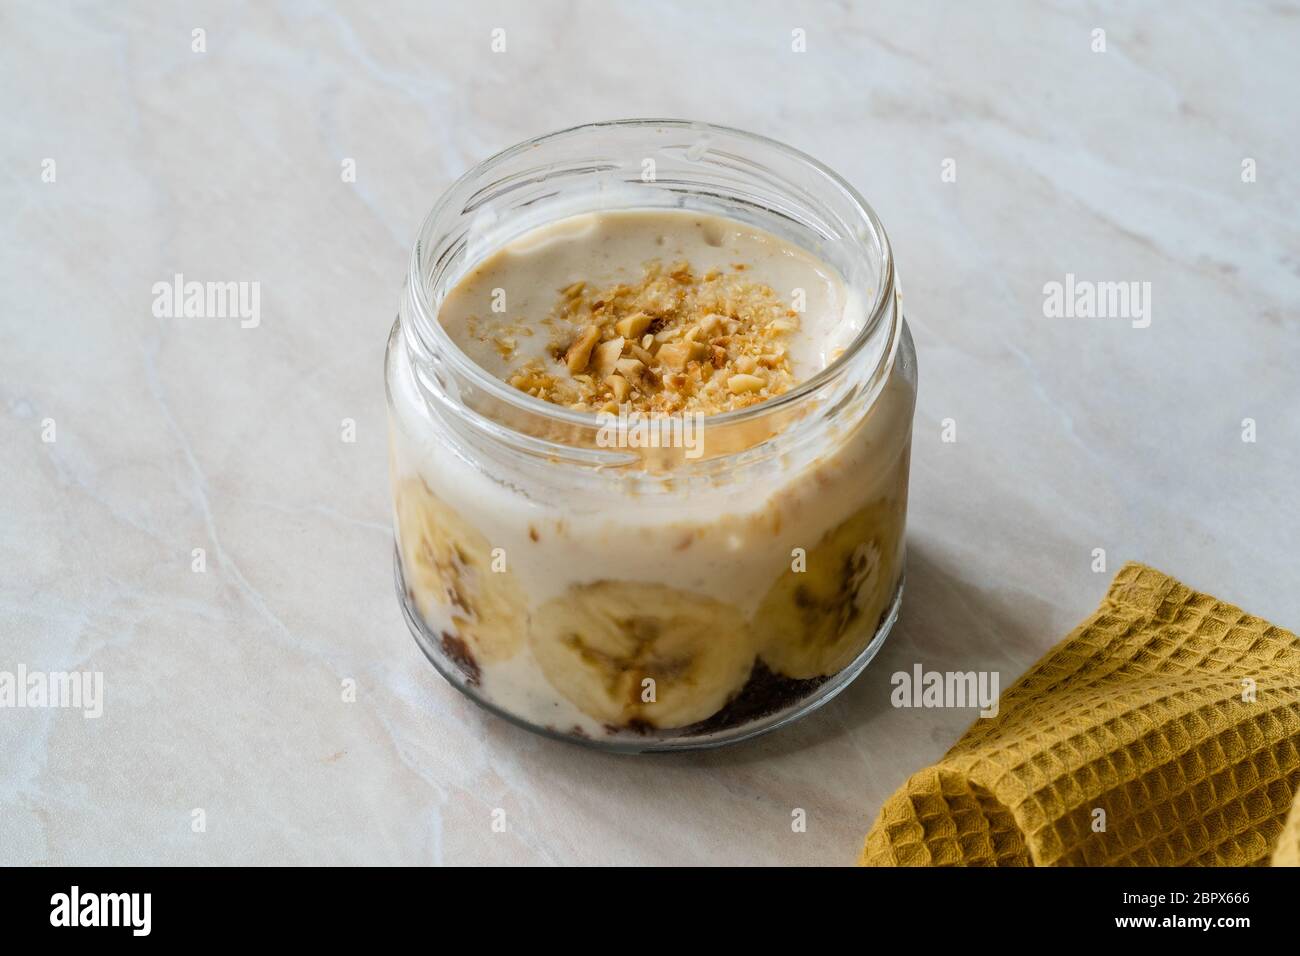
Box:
405;118;897;435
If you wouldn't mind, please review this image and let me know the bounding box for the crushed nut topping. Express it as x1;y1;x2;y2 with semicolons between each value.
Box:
503;261;800;414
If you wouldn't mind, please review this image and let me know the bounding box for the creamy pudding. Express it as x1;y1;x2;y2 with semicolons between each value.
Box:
387;207;915;745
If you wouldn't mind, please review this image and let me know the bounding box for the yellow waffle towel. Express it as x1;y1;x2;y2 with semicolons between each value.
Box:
861;562;1300;866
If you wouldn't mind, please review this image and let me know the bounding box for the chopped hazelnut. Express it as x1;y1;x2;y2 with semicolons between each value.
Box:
615;357;646;382
700;313;725;335
606;373;630;402
727;373;766;394
591;337;624;378
656;341;691;370
629;342;657;366
615;313;652;339
565;325;601;373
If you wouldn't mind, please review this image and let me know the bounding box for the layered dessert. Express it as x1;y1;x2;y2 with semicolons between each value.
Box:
388;209;913;745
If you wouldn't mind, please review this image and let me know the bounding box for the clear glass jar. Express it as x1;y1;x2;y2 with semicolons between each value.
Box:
386;120;916;751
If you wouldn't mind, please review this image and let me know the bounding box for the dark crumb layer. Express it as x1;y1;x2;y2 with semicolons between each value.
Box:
681;590;897;737
440;631;481;687
682;661;829;737
598;661;830;739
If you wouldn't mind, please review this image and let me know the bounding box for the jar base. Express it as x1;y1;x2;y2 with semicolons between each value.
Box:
394;546;903;753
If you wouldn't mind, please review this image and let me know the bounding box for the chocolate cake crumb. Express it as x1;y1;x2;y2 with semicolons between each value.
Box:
595;662;832;740
440;631;481;687
682;661;828;736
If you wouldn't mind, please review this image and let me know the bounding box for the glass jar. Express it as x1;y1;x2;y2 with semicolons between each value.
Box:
386;120;916;751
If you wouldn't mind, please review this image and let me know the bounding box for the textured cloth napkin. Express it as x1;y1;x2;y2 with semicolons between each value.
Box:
861;562;1300;866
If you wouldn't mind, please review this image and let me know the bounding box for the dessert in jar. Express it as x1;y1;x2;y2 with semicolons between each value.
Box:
386;121;916;751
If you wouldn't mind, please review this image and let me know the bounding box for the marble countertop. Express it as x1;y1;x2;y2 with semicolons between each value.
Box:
3;1;1297;865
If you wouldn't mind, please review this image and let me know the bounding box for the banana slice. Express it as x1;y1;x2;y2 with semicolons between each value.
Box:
756;498;903;679
532;581;754;729
394;477;526;664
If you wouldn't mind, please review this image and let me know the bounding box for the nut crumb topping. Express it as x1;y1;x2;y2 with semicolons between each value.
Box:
503;261;800;415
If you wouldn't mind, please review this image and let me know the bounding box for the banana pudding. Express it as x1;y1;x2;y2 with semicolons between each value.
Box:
387;121;916;750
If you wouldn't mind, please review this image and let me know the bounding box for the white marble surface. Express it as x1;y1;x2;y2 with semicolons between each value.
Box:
3;1;1298;866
